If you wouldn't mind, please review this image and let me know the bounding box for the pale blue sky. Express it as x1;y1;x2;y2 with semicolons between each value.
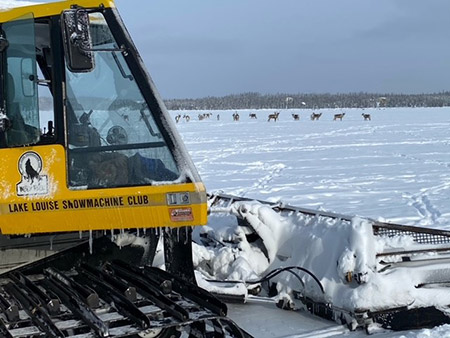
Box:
28;1;450;98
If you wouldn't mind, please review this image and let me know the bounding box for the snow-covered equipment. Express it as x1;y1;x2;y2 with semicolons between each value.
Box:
0;1;249;336
205;193;450;333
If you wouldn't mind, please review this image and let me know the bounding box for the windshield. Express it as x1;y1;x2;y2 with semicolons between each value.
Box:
65;13;179;189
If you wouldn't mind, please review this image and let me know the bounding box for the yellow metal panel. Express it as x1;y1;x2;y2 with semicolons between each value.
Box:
0;0;116;22
0;145;207;234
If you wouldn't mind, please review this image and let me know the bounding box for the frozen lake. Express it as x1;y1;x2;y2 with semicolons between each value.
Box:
174;107;450;229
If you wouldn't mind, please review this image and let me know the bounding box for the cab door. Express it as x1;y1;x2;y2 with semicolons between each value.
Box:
0;14;61;234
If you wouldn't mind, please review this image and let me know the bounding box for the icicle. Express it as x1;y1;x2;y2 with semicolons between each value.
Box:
49;236;53;250
176;227;180;241
137;228;140;237
89;230;93;254
79;230;82;239
184;227;189;245
111;229;114;241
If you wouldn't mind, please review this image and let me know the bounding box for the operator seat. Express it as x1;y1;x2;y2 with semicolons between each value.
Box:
5;73;39;146
6;73;29;145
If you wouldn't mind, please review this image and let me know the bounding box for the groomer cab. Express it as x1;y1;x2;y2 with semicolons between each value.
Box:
0;0;207;234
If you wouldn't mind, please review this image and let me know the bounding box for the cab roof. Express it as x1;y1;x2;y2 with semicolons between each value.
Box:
0;0;115;23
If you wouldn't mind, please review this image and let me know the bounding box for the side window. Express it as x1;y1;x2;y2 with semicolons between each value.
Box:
37;65;54;139
2;14;40;146
35;21;55;142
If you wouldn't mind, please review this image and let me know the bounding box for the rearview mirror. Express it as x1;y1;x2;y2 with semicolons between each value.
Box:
62;9;95;72
0;33;8;52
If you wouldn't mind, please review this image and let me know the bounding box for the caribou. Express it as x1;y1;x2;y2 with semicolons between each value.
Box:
310;112;322;121
362;113;371;121
333;113;345;121
268;112;280;122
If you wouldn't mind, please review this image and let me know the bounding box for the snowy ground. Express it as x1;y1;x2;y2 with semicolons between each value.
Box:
175;107;450;228
173;107;450;337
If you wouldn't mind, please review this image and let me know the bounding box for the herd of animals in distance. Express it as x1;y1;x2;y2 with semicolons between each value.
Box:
174;112;372;123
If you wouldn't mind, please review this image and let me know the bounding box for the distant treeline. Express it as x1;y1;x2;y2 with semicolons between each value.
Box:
38;92;450;111
164;92;450;110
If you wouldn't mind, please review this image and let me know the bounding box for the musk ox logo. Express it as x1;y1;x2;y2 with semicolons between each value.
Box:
17;151;48;196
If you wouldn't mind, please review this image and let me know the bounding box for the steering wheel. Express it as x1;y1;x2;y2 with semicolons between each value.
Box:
106;125;128;145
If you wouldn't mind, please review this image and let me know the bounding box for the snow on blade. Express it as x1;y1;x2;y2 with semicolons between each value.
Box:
195;200;450;317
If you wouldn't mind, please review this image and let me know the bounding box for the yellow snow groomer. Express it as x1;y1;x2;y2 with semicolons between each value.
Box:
0;0;209;278
0;2;247;337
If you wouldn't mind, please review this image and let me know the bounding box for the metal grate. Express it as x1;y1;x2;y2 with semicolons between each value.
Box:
373;224;450;245
0;260;249;338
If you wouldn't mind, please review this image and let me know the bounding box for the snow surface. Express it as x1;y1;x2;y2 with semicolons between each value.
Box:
176;107;450;228
173;107;450;337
